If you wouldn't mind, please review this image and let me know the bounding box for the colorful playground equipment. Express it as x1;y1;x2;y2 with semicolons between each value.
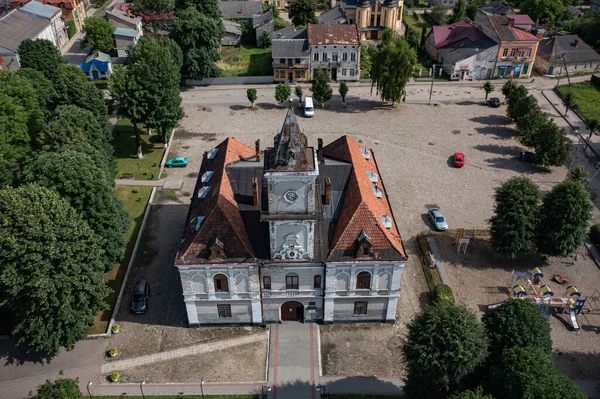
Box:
488;268;589;332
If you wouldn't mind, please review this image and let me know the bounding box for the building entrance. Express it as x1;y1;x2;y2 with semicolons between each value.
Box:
281;301;304;321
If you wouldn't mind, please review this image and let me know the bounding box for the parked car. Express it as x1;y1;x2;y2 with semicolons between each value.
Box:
304;97;314;118
453;152;465;168
428;208;448;231
520;151;536;163
488;97;501;107
130;280;150;314
166;157;188;167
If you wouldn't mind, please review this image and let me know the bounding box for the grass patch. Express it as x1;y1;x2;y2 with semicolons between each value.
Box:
93;0;113;14
112;119;164;180
404;12;431;30
557;82;600;122
161;188;178;198
217;44;273;77
90;186;153;334
416;236;443;294
96;396;258;399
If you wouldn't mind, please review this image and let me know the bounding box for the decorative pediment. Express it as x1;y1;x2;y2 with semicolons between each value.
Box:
275;233;306;260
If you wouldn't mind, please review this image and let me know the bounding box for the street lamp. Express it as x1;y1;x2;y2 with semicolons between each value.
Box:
428;65;438;105
86;381;93;398
316;385;328;398
140;381;146;399
260;385;272;398
200;379;205;399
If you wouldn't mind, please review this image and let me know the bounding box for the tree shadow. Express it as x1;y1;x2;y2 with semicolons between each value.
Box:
470;115;512;126
0;338;56;366
265;376;403;398
257;103;279;110
483;156;550;174
325;97;400;113
229;104;248;111
473;126;516;140
473;144;524;156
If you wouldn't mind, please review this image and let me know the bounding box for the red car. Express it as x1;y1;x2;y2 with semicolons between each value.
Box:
453;152;465;168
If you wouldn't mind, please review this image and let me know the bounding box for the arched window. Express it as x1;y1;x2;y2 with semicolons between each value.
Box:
214;274;229;292
356;272;371;289
286;273;299;289
335;273;349;291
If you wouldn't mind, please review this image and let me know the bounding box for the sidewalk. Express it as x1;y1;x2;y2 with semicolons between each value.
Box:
115;179;165;187
426;237;452;288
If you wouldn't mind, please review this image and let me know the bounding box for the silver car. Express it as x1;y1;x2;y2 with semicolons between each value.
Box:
428;208;448;231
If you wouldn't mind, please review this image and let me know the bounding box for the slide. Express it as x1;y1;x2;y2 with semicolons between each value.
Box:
487;301;505;311
569;306;580;332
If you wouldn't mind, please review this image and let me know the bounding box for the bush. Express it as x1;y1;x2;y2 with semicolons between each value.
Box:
433;284;454;304
111;324;120;333
109;371;120;382
66;20;76;38
590;223;600;245
108;347;118;357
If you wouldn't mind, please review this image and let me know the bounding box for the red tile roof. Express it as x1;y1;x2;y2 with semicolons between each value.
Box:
307;24;359;45
323;136;406;259
432;19;488;49
508;14;534;25
176;138;256;264
10;0;81;10
486;14;539;42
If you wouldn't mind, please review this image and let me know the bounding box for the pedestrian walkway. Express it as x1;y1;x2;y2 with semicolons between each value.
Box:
426;237;452;288
101;331;267;373
115;178;165;187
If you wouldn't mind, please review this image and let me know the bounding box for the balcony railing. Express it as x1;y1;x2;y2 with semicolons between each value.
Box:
262;289;323;298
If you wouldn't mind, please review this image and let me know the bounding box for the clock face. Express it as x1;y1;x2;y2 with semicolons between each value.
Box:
284;190;299;203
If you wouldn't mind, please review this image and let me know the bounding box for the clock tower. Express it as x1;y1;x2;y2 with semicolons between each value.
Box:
262;108;320;260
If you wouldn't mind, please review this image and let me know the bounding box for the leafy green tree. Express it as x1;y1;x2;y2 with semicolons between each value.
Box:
311;68;333;107
275;83;292;105
489;177;540;258
513;107;545;148
483;81;495;101
247;88;257;108
17;39;66;79
586;118;599;141
446;387;495;399
131;0;175;32
429;5;449;25
466;0;486;19
288;0;317;26
295;85;303;104
561;90;575;116
564;13;600;50
491;347;586;399
33;378;83;399
0;70;45;139
339;82;349;103
403;303;489;399
567;166;588;186
82;17;115;53
406;26;420;50
15;68;57;117
170;6;224;80
360;44;376;77
450;0;467;22
0;184;109;354
370;30;416;106
259;31;272;48
420;27;427;47
175;0;221;19
533;119;571;168
483;299;552;355
505;85;529;122
520;0;565;23
501;80;518;103
23;150;128;269
52;64;108;121
536;179;592;257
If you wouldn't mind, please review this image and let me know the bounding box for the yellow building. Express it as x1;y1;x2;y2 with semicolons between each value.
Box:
340;0;403;41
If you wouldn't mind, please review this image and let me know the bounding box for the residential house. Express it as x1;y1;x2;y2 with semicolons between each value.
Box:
480;1;514;16
264;0;289;10
175;109;407;326
114;27;142;57
222;20;242;46
425;19;498;80
218;1;263;23
272;26;310;82
11;0;86;32
341;0;403;41
308;24;360;81
106;3;143;32
317;5;348;25
78;51;112;80
20;0;68;49
253;8;274;48
474;9;540;78
536;35;600;76
428;0;459;6
0;9;56;70
588;0;600;14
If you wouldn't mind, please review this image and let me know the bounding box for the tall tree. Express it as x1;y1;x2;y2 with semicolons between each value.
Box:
489;177;540;258
520;0;565;23
483;299;552;356
513;107;545;148
288;0;317;26
175;0;221;19
15;68;57;118
247;88;257;108
0;93;32;186
406;26;420;50
586;118;599;141
533;119;571;168
429;5;449;25
275;83;292;105
370;30;416;106
567;166;588;186
23;150;128;270
0;184;109;354
483;81;494;101
17;39;66;79
403;303;489;399
536;179;592;257
501;80;518;103
561;90;575;116
451;0;467;22
466;0;486;19
564;13;600;50
311;68;333;107
82;17;115;53
33;378;83;399
170;6;224;80
52;64;108;121
0;70;45;138
131;0;175;32
339;81;349;103
295;85;303;104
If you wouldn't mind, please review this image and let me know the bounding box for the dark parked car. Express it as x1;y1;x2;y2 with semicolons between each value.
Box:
520;151;536;163
130;280;149;314
488;97;501;107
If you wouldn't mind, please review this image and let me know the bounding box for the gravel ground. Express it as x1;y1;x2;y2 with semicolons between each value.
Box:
437;235;600;380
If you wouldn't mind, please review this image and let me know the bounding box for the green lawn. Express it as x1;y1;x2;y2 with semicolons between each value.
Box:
557;82;600;122
112;119;164;180
218;44;273;77
90;186;153;333
96;396;258;399
404;12;431;30
93;0;113;15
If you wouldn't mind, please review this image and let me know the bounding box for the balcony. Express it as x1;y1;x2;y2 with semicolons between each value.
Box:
262;289;323;298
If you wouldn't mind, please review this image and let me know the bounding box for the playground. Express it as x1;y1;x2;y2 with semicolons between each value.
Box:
434;233;600;380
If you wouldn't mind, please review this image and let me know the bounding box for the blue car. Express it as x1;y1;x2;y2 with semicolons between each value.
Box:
166;157;189;167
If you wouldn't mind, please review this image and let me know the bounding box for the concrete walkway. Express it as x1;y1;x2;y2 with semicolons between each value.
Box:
101;331;267;373
426;237;452;288
115;179;165;187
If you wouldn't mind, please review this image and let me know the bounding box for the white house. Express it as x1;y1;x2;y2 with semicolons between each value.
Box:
307;24;361;81
20;0;68;49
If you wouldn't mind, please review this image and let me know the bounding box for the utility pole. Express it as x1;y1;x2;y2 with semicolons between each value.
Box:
428;65;437;105
555;53;566;88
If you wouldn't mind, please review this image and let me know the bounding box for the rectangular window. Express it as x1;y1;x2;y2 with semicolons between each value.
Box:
510;49;516;58
527;49;532;58
353;301;368;315
313;52;319;61
341;69;347;76
522;63;530;74
217;304;232;318
322;52;328;61
342;52;348;61
574;63;578;70
280;58;285;64
263;276;271;289
349;69;355;76
295;58;300;64
519;50;525;58
295;70;302;78
314;275;322;289
286;275;299;289
351;52;356;62
332;53;338;62
502;48;508;58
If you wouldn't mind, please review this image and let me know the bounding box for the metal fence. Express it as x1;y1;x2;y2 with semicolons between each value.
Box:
185;76;274;86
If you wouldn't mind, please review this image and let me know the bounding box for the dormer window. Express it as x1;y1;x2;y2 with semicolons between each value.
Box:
207;148;219;160
197;186;212;199
201;171;214;183
370;185;382;198
359;147;370;160
366;171;378;183
379;215;392;230
190;216;205;232
357;229;373;258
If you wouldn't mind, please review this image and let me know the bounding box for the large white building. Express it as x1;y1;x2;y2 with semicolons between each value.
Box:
175;109;407;325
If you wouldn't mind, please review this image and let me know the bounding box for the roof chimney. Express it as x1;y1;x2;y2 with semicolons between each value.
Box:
255;139;260;161
317;138;324;163
574;39;579;47
126;8;130;17
507;17;514;27
252;177;259;207
324;177;331;205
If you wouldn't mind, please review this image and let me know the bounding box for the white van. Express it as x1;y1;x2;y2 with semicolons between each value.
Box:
304;97;315;117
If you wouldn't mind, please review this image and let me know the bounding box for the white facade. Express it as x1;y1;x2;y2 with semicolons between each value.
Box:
309;44;360;81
